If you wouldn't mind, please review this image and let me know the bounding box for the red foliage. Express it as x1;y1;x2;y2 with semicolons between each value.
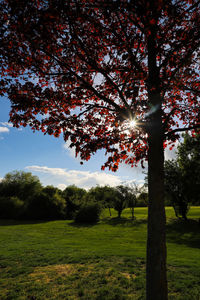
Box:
0;0;199;170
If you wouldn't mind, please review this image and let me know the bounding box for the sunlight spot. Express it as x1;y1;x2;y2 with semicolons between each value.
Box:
129;119;137;129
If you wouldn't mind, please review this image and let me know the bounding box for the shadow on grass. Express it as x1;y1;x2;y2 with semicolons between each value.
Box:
68;217;147;228
166;218;200;249
68;220;98;228
102;217;147;227
0;219;52;226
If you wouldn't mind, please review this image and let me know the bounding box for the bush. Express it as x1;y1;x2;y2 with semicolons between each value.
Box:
62;185;87;219
25;190;66;220
74;202;101;224
0;196;24;219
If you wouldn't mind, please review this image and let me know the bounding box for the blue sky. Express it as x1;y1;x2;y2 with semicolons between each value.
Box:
0;95;155;190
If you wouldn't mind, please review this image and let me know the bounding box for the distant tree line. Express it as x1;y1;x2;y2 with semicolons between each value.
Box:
0;170;147;222
1;133;198;222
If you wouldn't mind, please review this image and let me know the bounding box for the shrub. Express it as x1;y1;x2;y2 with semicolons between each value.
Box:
62;185;87;219
74;202;101;224
25;190;66;220
0;196;24;219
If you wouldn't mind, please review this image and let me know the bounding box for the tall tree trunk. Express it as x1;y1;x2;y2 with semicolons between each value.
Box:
146;6;168;298
147;110;168;300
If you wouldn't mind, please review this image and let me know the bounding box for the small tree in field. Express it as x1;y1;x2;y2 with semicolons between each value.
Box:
164;160;189;220
113;185;128;218
0;1;200;299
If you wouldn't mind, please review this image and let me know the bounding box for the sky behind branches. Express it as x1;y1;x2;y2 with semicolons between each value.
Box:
0;96;177;190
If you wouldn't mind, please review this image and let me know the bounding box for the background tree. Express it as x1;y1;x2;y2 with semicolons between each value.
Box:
113;185;134;218
164;133;200;219
113;185;128;218
88;185;115;216
137;192;148;207
0;171;42;218
164;160;189;220
0;1;200;299
62;185;87;219
26;186;66;220
0;170;42;202
0;196;24;219
125;183;140;220
177;133;200;205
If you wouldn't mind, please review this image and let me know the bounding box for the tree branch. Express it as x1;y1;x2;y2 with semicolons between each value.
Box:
165;124;200;138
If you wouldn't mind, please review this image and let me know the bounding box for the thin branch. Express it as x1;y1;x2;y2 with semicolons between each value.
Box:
165;124;200;138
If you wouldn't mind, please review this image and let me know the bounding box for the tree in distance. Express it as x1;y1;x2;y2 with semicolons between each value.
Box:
113;185;137;219
62;185;87;219
113;185;129;219
27;185;66;220
0;170;42;201
177;133;200;206
0;170;42;219
87;185;115;216
164;159;189;220
0;1;200;299
164;133;200;219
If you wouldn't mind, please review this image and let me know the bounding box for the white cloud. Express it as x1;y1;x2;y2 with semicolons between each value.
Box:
0;122;13;127
25;165;122;190
57;183;67;191
25;165;68;176
0;127;9;133
137;179;145;184
0;177;3;182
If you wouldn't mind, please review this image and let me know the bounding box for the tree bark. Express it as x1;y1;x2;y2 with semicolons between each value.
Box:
147;109;168;300
146;7;168;298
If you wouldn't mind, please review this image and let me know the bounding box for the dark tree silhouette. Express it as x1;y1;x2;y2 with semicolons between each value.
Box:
0;1;199;299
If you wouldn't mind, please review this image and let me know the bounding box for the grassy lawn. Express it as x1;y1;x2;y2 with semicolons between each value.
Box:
0;207;199;299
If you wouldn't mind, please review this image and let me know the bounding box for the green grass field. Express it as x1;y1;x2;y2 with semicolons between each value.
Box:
0;207;199;299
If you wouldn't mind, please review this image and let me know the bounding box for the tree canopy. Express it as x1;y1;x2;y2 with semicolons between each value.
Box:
0;170;42;201
0;0;199;170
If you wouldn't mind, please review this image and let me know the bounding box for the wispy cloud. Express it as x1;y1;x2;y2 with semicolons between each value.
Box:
26;165;68;176
25;165;122;190
0;122;13;127
0;127;9;133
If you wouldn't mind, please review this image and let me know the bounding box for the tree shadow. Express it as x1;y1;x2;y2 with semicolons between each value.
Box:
166;218;200;249
102;216;147;227
0;219;53;226
68;217;147;228
68;220;99;228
